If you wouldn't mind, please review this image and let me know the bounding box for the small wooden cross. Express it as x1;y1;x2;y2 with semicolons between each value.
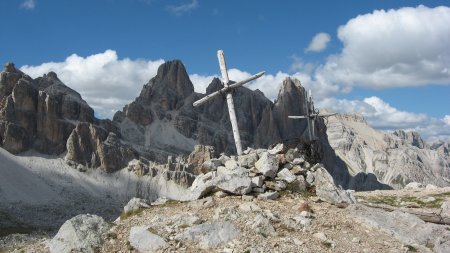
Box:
193;50;265;155
288;89;336;141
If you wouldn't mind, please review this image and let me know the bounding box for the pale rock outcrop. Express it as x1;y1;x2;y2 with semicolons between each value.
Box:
65;123;138;173
123;197;151;214
350;204;450;252
175;221;240;249
324;112;450;189
311;165;356;204
128;226;167;252
48;214;110;253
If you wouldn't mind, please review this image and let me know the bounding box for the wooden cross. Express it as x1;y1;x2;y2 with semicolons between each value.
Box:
193;50;265;155
288;89;336;141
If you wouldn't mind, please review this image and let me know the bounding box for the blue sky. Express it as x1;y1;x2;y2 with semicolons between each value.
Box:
1;0;450;140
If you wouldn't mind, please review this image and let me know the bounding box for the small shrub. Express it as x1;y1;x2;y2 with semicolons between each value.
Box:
322;241;333;248
120;208;145;220
405;245;417;252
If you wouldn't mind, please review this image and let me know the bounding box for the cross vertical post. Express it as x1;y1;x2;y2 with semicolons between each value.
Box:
192;50;265;155
217;50;243;155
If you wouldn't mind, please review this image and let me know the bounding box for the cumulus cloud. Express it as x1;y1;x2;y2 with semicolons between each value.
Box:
317;96;450;141
443;115;450;125
317;5;450;90
305;33;331;53
21;50;164;118
20;0;35;10
166;0;198;16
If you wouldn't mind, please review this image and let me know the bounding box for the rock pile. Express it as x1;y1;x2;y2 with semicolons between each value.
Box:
188;143;356;204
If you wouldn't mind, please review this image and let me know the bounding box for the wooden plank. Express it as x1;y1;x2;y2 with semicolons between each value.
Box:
192;71;265;107
217;50;243;155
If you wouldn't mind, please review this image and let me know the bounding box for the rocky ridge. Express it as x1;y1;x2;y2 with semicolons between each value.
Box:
325;113;450;189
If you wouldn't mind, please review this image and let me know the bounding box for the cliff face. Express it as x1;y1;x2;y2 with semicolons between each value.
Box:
112;60;311;162
325;113;450;189
0;63;94;154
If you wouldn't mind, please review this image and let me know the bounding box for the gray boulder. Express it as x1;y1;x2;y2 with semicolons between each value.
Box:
175;221;240;249
189;166;252;199
255;152;279;178
311;165;356;204
124;197;151;213
128;226;167;252
48;214;110;253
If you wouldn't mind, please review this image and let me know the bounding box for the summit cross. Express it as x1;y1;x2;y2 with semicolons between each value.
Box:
193;50;265;155
288;89;336;141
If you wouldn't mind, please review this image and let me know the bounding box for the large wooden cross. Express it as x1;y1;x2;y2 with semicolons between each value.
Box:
193;50;265;155
288;89;336;141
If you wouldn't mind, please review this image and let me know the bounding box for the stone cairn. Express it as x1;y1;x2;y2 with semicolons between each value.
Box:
125;143;356;205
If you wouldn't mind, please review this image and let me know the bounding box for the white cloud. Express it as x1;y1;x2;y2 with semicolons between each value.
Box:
317;5;450;90
317;96;450;141
443;115;450;125
20;0;35;10
21;50;164;119
305;32;331;53
166;0;198;16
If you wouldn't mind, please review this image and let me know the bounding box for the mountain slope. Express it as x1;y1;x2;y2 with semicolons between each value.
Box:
325;113;450;189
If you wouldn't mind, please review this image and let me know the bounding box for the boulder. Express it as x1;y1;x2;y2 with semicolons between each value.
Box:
189;168;252;199
128;226;167;252
312;165;356;204
48;214;110;253
257;191;279;200
123;197;151;213
238;152;259;168
175;221;240;249
277;168;296;183
255;152;279;178
252;214;276;236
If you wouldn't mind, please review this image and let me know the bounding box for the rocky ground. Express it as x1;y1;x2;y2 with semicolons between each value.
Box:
2;186;450;253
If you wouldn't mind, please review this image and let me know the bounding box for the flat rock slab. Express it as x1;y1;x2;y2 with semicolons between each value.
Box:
349;204;450;253
175;221;240;249
129;226;167;252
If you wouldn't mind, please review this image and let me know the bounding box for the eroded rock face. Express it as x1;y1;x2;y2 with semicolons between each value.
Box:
324;113;450;189
66;122;138;173
113;60;313;163
0;63;94;154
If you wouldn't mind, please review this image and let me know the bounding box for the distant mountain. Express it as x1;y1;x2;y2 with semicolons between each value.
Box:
325;113;450;189
1;60;448;190
111;60;312;162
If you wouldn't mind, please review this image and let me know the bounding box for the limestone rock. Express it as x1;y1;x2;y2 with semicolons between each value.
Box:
312;165;356;204
0;65;94;155
324;112;450;189
252;214;276;236
257;191;279;200
350;204;450;252
277;168;296;183
175;221;240;249
188;145;215;174
48;214;110;253
128;226;167;252
238;152;259;168
255;152;279;178
65;123;138;173
123;197;151;213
